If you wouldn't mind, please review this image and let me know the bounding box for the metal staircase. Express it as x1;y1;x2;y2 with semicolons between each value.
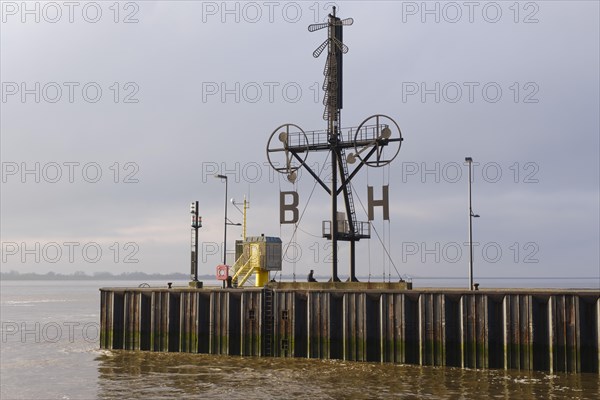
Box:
339;147;358;236
230;253;255;287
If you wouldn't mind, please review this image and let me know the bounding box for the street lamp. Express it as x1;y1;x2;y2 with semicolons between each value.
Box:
215;174;229;288
465;157;480;291
215;175;241;288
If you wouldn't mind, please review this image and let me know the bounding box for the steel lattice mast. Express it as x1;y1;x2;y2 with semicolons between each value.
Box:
266;7;403;282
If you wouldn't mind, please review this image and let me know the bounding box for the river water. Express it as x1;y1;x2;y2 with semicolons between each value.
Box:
1;280;599;399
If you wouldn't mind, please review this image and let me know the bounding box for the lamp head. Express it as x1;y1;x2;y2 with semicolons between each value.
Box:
465;157;473;163
215;174;227;179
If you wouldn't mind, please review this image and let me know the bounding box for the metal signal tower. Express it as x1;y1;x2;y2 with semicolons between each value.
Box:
190;201;202;286
267;7;403;282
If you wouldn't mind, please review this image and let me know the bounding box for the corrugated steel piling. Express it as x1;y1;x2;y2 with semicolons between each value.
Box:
99;285;600;374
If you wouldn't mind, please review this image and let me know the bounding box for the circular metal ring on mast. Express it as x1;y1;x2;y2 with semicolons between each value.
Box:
348;114;403;167
266;123;309;183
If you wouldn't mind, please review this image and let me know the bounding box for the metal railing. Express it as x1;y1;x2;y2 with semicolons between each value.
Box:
286;124;389;149
322;220;371;239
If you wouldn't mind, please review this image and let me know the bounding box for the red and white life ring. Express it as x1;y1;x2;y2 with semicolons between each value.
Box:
216;265;228;280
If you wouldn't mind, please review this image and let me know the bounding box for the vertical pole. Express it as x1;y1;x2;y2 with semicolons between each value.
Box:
223;177;228;288
194;201;199;281
191;201;199;282
350;240;356;281
328;8;339;282
191;219;195;281
242;197;247;241
467;159;473;291
332;142;339;282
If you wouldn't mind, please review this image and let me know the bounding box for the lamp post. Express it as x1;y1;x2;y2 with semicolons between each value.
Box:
465;157;480;291
215;174;229;288
215;175;242;288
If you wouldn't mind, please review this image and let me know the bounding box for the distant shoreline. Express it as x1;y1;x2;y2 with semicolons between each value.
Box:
1;271;597;282
0;272;193;281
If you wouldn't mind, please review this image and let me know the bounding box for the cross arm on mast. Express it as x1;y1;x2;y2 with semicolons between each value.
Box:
335;146;376;195
290;152;331;195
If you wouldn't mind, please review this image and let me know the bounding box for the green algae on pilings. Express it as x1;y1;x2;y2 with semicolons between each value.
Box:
240;334;261;356
179;331;199;352
287;337;295;356
423;339;446;366
213;334;229;354
124;330;140;350
382;339;406;363
345;337;358;360
100;328;113;349
475;342;488;368
152;331;168;351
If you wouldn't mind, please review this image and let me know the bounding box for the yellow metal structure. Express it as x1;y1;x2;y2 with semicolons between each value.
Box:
251;243;269;286
242;196;247;241
229;198;282;287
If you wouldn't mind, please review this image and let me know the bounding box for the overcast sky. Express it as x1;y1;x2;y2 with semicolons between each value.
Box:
1;1;598;286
